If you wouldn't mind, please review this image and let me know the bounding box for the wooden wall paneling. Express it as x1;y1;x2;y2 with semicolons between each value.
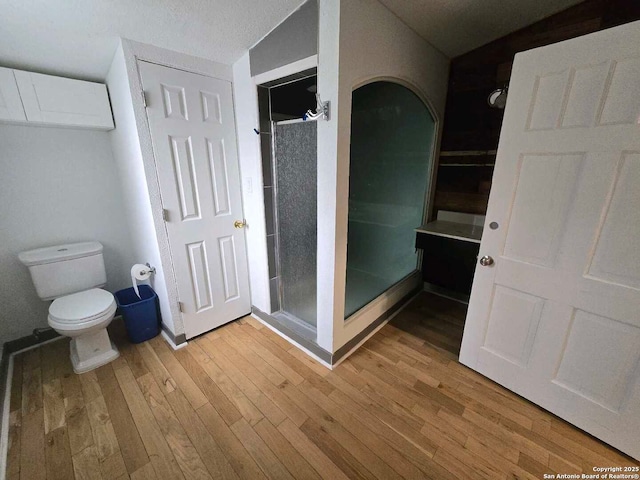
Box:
434;0;640;216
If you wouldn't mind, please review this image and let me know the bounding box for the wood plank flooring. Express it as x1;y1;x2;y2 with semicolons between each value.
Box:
6;292;638;479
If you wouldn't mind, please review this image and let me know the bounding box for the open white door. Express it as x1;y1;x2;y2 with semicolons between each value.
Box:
460;21;640;459
139;61;251;339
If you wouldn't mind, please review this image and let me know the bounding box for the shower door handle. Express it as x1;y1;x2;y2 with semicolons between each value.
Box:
234;220;246;229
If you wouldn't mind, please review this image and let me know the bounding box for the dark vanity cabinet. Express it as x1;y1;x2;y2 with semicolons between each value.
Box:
415;221;482;296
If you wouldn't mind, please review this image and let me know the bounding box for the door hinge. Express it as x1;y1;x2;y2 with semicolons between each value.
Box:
178;301;186;313
162;208;169;222
142;89;148;108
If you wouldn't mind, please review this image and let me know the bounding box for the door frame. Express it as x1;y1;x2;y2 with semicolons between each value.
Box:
119;39;242;341
252;58;319;318
256;67;318;320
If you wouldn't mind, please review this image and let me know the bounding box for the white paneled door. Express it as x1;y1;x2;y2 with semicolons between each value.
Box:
139;61;250;339
460;21;640;459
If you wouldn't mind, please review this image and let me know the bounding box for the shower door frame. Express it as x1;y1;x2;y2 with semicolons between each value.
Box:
254;64;319;338
271;118;318;331
335;76;442;354
343;78;441;319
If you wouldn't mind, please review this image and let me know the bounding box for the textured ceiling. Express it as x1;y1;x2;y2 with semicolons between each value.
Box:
0;0;305;81
0;0;585;82
378;0;584;57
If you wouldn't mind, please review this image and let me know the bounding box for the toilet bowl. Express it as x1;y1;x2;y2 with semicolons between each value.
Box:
47;288;119;373
19;241;120;374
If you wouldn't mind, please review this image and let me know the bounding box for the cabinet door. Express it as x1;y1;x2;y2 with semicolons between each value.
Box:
14;70;114;129
417;234;479;294
0;67;27;122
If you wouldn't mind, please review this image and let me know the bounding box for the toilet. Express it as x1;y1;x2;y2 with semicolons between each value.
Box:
19;241;119;374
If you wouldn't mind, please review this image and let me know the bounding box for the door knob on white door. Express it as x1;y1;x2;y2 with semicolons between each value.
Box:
479;255;494;266
234;220;246;229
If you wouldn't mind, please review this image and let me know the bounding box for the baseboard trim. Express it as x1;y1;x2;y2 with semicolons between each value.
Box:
3;329;60;357
0;354;13;480
250;313;333;370
332;287;422;365
253;287;421;368
252;307;332;364
1;331;65;480
161;327;188;350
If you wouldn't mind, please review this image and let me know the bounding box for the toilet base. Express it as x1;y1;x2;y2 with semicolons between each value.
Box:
69;328;119;374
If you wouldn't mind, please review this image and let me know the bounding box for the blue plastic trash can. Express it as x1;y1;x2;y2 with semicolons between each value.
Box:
114;285;161;344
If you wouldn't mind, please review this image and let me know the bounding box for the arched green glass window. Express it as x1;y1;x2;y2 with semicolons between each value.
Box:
345;81;436;318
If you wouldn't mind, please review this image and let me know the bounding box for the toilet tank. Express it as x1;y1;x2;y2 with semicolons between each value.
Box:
18;242;107;301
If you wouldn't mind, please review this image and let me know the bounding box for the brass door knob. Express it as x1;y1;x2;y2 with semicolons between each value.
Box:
234;220;246;229
479;255;494;267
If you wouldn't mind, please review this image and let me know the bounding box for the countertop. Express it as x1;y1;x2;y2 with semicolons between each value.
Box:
415;220;483;243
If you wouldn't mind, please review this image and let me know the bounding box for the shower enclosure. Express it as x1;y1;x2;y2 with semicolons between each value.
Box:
344;81;436;318
258;76;435;335
257;72;319;336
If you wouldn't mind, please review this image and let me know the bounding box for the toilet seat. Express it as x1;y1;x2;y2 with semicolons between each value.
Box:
47;288;119;373
48;288;116;327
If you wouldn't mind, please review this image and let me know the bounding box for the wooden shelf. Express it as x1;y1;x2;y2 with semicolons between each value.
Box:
439;150;497;157
438;150;497;168
434;191;489;215
415;220;483;243
439;163;495;167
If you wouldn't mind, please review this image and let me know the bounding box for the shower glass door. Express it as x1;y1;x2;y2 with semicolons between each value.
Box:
345;81;436;318
274;120;317;326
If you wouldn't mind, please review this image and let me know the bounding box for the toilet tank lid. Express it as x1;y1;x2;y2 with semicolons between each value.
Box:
19;242;104;266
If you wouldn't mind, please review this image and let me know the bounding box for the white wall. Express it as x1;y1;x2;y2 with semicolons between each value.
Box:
250;0;318;76
232;53;271;313
231;0;342;351
316;0;341;351
0;124;135;345
106;43;177;336
327;0;450;350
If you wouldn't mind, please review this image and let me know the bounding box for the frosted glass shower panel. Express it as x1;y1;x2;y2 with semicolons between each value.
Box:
274;121;317;326
345;82;436;318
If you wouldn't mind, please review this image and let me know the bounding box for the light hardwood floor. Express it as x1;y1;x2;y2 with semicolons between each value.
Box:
6;292;638;479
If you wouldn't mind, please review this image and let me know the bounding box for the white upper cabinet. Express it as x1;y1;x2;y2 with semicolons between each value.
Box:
12;69;114;130
0;67;27;122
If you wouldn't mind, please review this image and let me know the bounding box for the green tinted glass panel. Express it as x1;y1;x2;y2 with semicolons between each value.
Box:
345;82;435;318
